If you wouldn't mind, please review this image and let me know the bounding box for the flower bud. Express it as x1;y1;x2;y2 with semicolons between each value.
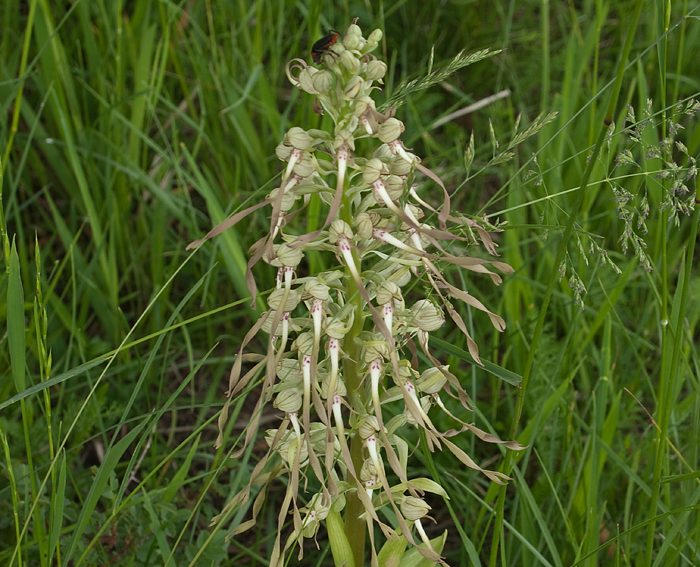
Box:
284;434;307;467
286;127;314;150
344;76;364;99
384;174;405;200
388;155;413;176
293;154;316;177
321;372;346;398
274;388;302;413
411;299;444;331
308;128;331;141
325;316;353;339
328;219;354;243
373;144;393;160
404;203;424;221
304;278;330;301
339;50;360;74
404;395;433;426
360;459;378;482
265;428;280;449
298;66;319;94
277;358;302;382
398;359;416;382
354;98;370;118
262;310;291;335
417;367;448;394
354;212;374;240
267;289;301;312
311;70;334;93
275;143;293;161
358;415;380;439
335;126;358;148
377;118;404;143
268;186;297;212
268;243;303;267
388;266;412;287
362;158;385;185
365;29;383;52
293;332;314;356
309;423;331;455
280;191;297;212
400;496;431;521
364;60;387;81
362;334;389;361
344;24;363;50
376;281;401;305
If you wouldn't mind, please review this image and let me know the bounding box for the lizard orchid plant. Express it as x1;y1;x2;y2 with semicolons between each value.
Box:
188;21;522;567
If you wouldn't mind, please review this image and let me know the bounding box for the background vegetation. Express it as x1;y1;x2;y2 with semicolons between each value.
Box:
1;0;698;565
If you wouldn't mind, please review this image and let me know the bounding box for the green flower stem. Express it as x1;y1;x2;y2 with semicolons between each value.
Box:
340;186;368;566
343;342;367;567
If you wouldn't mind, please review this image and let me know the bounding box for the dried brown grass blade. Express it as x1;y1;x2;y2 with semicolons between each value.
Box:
186;199;270;251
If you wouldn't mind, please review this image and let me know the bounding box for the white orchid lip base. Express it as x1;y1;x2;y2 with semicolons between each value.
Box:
192;21;521;567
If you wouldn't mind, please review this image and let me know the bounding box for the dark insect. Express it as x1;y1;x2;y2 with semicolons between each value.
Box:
311;30;340;63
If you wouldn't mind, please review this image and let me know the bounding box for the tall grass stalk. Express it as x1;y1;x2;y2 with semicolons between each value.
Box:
488;2;645;564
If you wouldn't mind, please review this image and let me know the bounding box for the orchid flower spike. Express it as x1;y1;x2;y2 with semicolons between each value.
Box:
206;21;514;566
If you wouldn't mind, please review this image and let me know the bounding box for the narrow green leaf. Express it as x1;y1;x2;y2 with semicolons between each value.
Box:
7;239;26;391
419;430;482;566
479;359;523;386
400;530;448;567
377;536;407;567
326;506;356;567
512;467;564;567
161;435;200;504
64;418;150;563
661;471;700;484
143;490;175;564
430;337;522;386
48;450;67;565
1;431;23;565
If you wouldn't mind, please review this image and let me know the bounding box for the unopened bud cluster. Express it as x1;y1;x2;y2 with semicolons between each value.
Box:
204;22;520;565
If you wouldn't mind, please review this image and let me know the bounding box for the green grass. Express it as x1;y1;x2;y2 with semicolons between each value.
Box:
1;1;699;565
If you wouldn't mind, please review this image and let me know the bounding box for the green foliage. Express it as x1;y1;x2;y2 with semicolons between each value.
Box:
0;1;698;566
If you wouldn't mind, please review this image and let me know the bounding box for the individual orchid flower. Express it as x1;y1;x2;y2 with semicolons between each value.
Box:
310;299;324;349
382;303;393;333
327;338;340;402
400;496;433;548
365;435;383;480
302;354;312;415
279;312;290;353
289;412;302;439
372;178;402;213
369;359;383;419
373;228;423;256
337;236;362;284
283;265;294;290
